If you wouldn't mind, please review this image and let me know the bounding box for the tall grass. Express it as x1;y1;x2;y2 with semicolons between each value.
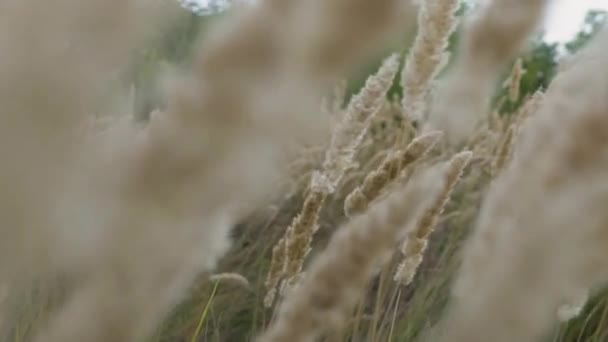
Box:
2;0;608;341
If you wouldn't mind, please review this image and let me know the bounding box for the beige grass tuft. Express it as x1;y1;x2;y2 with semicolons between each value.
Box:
394;150;472;285
259;166;446;342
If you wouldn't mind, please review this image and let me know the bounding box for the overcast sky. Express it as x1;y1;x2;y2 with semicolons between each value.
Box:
187;0;608;43
543;0;608;42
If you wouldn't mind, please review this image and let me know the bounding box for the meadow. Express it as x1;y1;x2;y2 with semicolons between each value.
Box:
1;0;608;341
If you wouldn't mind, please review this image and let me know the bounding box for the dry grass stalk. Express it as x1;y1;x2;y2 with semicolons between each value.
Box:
507;58;525;102
394;150;472;285
209;273;251;290
322;54;401;190
491;125;515;176
264;237;287;307
427;0;549;143
512;90;546;154
4;0;599;340
0;0;176;281
265;187;326;307
259;167;446;342
401;0;461;122
344;131;443;217
8;0;413;339
264;55;401;305
518;90;545;122
437;30;608;342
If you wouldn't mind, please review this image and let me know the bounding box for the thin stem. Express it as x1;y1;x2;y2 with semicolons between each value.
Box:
191;281;220;342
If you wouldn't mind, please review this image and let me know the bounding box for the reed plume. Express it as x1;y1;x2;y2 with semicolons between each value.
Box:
436;29;608;342
344;131;443;217
265;55;401;305
259;166;445;342
427;0;549;143
401;0;461;122
27;0;412;338
491;126;514;176
507;58;524;102
394;150;471;285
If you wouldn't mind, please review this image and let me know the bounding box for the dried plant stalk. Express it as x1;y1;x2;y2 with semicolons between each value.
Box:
512;90;546;154
436;30;608;342
22;0;413;339
401;0;461;122
322;54;401;190
427;0;549;143
0;0;175;282
264;237;288;307
491;126;515;176
259;167;445;342
508;58;525;102
264;55;401;305
394;150;471;285
273;186;326;300
209;273;251;289
344;131;443;217
498;57;526;107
